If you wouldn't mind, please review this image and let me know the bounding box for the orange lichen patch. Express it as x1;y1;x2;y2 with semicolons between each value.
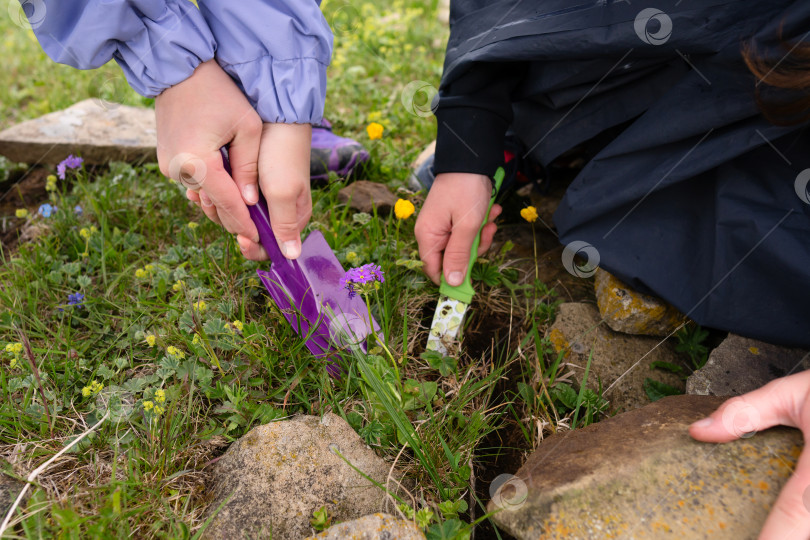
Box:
651;521;671;532
547;328;571;358
758;481;769;490
677;500;685;507
718;522;727;529
748;346;760;355
594;269;684;335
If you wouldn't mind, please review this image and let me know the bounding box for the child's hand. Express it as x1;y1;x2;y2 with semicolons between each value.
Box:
156;59;263;244
689;370;810;539
235;123;312;261
415;172;501;286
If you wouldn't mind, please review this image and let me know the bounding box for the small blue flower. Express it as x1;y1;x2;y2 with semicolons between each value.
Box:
38;203;55;218
74;205;83;216
67;292;85;308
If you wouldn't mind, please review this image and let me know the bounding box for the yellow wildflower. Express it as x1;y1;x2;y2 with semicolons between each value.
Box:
247;277;259;288
144;264;155;273
346;252;359;265
9;358;17;369
367;111;382;123
4;343;23;356
192;333;201;345
153;405;165;416
231;320;244;332
145;334;156;347
143;400;154;411
366;122;384;140
135;268;147;279
520;206;538;223
80;226;98;240
193;300;207;312
394;199;415;220
15;209;28;219
82;380;103;397
187;222;199;230
155;389;166;403
45;175;57;192
166;346;185;359
172;280;185;292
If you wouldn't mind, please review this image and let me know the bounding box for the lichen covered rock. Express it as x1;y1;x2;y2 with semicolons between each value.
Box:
203;413;405;540
594;269;685;337
489;395;802;539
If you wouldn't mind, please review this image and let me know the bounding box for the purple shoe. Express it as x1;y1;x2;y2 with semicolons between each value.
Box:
311;119;370;183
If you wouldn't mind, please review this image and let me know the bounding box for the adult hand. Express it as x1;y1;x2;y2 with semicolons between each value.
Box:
414;172;501;286
156;59;262;244
689;370;810;539
234;123;312;261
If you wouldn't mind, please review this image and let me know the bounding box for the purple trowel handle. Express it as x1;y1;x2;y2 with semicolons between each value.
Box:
218;147;285;264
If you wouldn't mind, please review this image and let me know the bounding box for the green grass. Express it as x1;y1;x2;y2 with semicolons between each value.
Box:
0;1;607;538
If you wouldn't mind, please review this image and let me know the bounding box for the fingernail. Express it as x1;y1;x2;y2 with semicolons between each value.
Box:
691;417;713;429
243;184;258;204
201;195;213;207
282;240;301;259
448;271;463;286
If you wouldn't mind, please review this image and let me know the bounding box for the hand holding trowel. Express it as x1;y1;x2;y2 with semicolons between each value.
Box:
427;168;504;355
220;148;379;374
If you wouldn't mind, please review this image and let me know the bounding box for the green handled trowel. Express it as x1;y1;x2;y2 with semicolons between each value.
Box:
426;167;504;354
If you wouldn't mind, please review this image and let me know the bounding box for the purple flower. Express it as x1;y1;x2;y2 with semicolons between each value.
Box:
68;292;85;307
38;203;55;218
74;205;83;216
340;263;385;297
56;154;84;180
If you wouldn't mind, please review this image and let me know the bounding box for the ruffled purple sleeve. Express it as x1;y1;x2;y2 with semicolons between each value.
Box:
27;0;216;98
198;1;333;124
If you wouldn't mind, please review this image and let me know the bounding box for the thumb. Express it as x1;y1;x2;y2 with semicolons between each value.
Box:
227;118;262;205
689;375;802;443
442;219;481;287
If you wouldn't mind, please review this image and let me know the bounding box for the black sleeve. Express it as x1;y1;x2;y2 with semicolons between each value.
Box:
433;61;526;177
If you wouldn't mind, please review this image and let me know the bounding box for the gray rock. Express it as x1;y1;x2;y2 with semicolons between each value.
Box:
0;99;156;165
338;181;397;215
203;413;406;540
304;513;425;540
687;333;810;396
547;302;687;412
488;395;802;540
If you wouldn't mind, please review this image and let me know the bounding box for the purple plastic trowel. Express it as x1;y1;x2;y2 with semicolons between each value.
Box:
220;148;378;375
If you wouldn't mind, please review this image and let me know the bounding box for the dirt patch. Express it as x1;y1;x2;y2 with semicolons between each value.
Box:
0;167;49;253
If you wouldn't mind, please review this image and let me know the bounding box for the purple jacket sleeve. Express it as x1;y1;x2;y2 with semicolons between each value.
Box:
198;1;332;124
28;0;216;98
25;0;332;124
